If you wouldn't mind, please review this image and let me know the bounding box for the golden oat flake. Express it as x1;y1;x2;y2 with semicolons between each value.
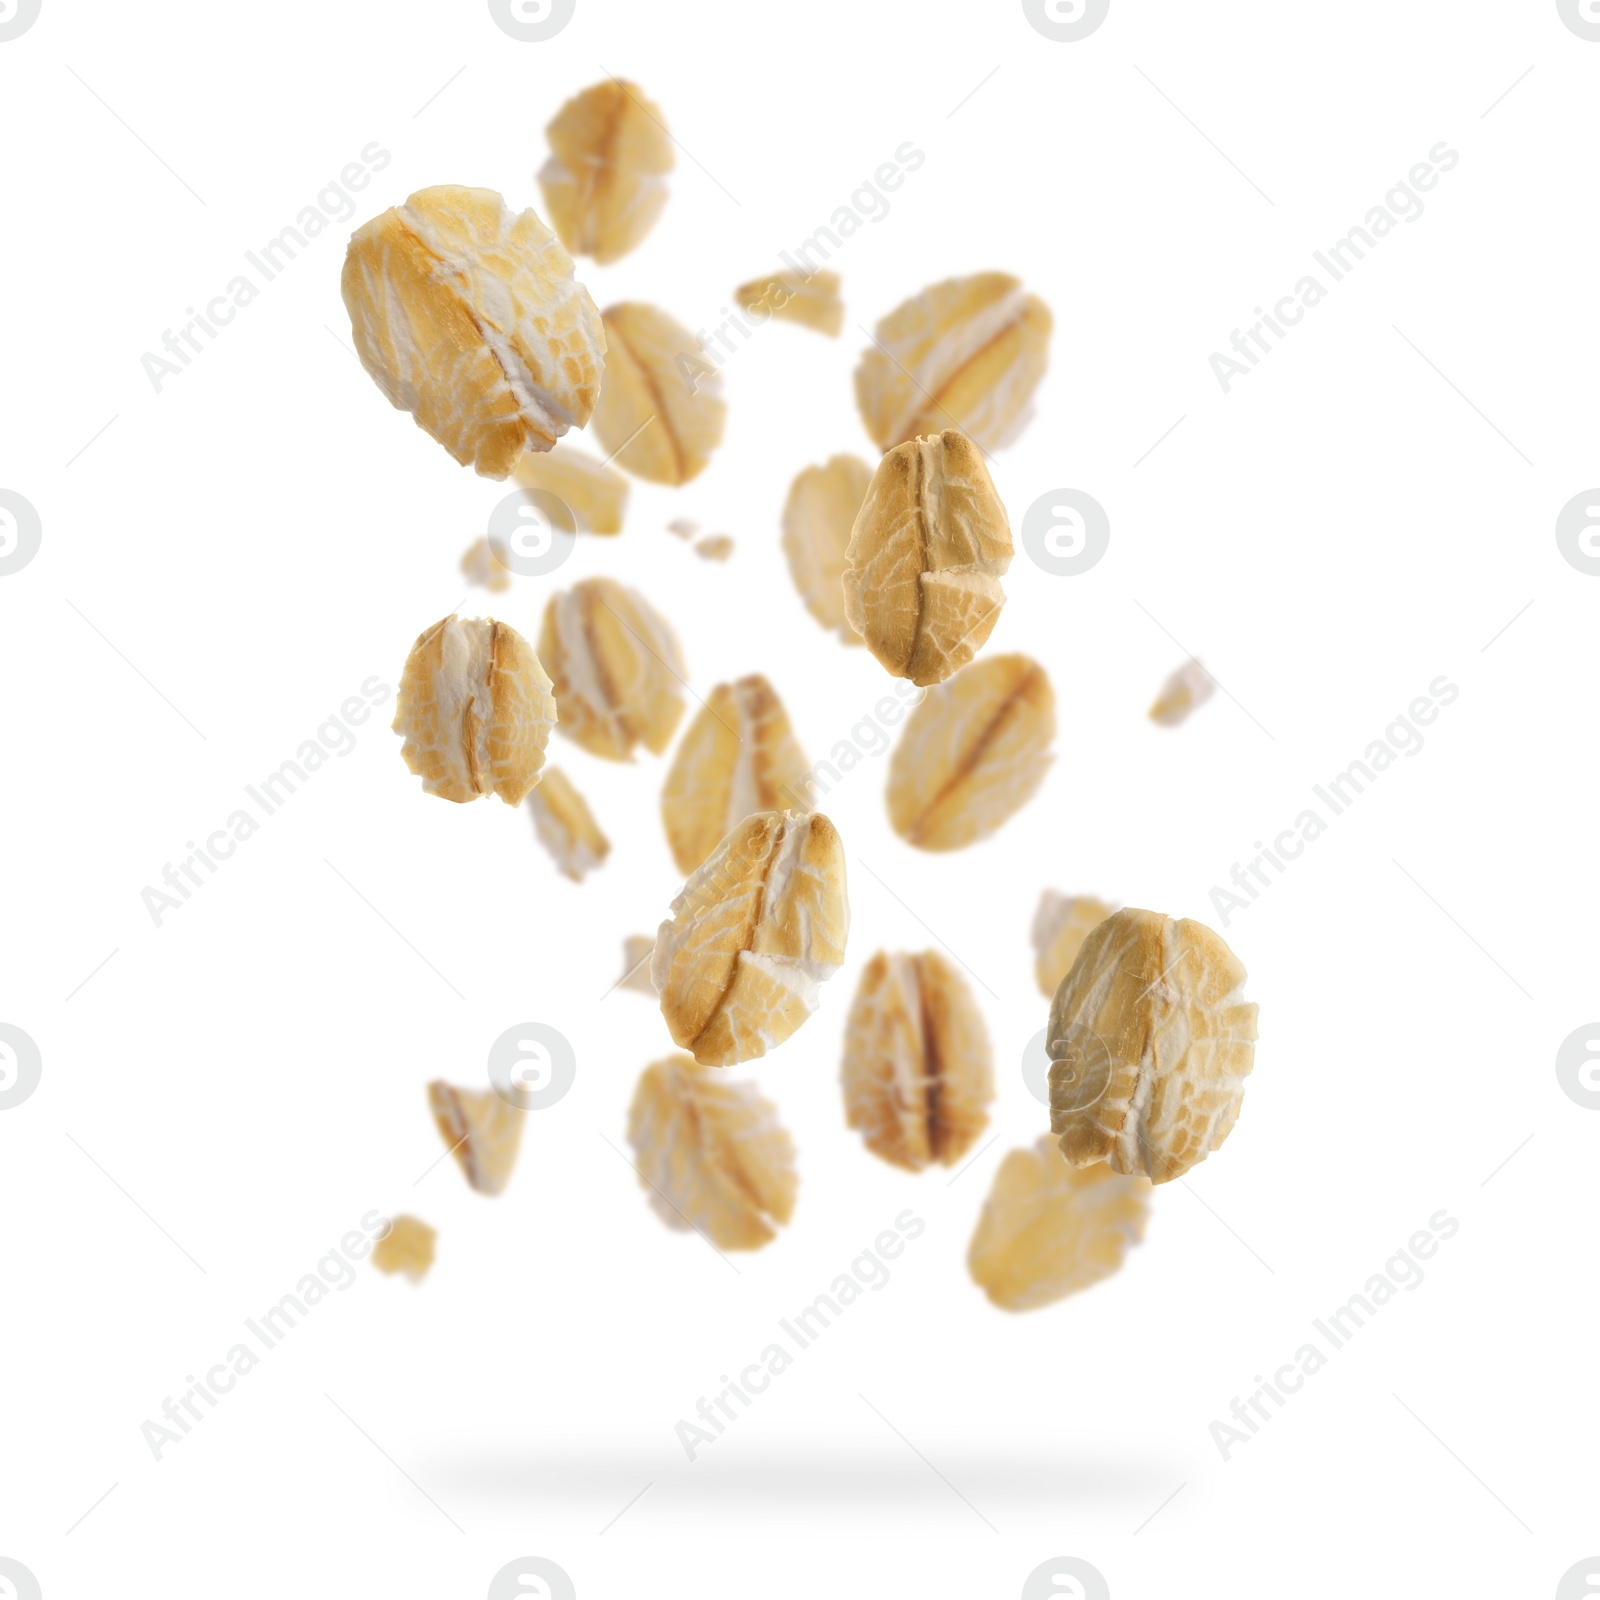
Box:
342;185;605;478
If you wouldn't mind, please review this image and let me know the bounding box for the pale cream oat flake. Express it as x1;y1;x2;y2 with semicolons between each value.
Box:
781;454;871;644
1048;908;1258;1184
841;951;993;1172
694;534;734;562
393;614;556;805
513;443;629;535
1149;658;1216;726
855;272;1051;453
592;303;725;485
1032;892;1119;997
539;577;687;760
627;1053;797;1250
733;268;843;336
342;185;604;478
618;935;658;995
653;811;848;1066
967;1136;1149;1311
460;536;512;593
538;79;674;265
667;517;699;540
427;1081;525;1196
371;1215;436;1283
526;767;609;880
843;429;1012;687
886;653;1054;851
660;675;811;875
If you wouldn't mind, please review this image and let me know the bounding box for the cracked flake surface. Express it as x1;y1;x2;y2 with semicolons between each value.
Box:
341;185;604;478
854;273;1051;453
427;1081;525;1197
653;811;848;1066
591;302;725;485
841;950;993;1172
539;577;686;760
1048;908;1258;1184
843;429;1012;687
392;614;556;805
538;79;674;265
627;1054;797;1250
967;1137;1150;1311
660;675;811;875
886;653;1053;851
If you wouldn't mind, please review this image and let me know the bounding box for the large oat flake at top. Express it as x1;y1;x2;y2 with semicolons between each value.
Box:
653;811;848;1067
342;185;605;478
886;653;1054;851
393;614;556;805
843;429;1013;687
660;675;811;875
1047;908;1258;1184
538;79;674;265
855;273;1051;453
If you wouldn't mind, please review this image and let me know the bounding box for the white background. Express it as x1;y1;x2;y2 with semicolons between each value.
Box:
1;1;1596;1595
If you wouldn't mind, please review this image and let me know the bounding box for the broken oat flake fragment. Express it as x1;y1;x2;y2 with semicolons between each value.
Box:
371;1215;437;1283
526;767;610;880
427;1081;525;1196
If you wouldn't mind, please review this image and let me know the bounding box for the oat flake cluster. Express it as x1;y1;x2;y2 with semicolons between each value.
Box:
351;77;1259;1306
